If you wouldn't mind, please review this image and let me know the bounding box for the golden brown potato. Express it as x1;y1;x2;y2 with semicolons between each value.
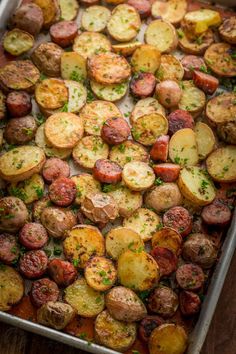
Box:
206;146;236;183
149;324;187;354
35;79;68;110
85;256;117;291
204;43;236;77
178;29;214;55
219;17;236;44
131;44;161;74
145;19;178;53
37;302;75;330
152;227;182;255
3;29;34;56
0;266;24;311
33;0;59;28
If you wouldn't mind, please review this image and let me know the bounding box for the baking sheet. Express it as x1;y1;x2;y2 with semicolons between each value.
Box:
0;1;235;354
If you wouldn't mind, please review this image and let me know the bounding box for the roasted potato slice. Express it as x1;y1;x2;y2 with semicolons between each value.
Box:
152;227;182;255
112;41;142;57
65;80;87;114
73;32;112;59
145;19;178;54
105;0;126;3
195;122;215;160
219;17;236;44
82;6;111;32
206;92;236;126
8;173;44;204
145;183;182;214
72;136;109;169
130;97;165;124
0;146;45;182
151;0;187;25
206;146;236;183
122;161;155;191
61;52;87;83
123;208;161;242
59;0;79;21
3;29;34;56
131;44;161;74
0;90;6;120
204;43;236;77
64;277;105;317
107;4;141;42
0;266;24;311
178;29;214;55
149;324;187;354
90;81;128;102
178;166;216;205
63;225;105;268
156;55;184;82
118;250;159;291
35;79;68;110
35;124;72;159
45;112;84;149
169;128;199;167
217;122;236;145
37;302;75;330
85;256;117;291
95;310;136;352
182;9;221;38
71;173;101;205
178;80;206;118
106;226;144;260
33;0;59;28
0;60;40;92
109;140;149;168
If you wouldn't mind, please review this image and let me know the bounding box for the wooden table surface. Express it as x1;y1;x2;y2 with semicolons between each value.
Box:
0;250;235;354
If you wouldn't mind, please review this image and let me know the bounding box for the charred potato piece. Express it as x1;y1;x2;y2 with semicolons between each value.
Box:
37;302;75;329
219;17;236;44
178;29;214;56
33;0;59;28
149;324;187;354
31;42;63;77
0;197;28;233
206;92;236;126
204;43;236;77
41;207;76;239
0;266;24;311
3;29;34;56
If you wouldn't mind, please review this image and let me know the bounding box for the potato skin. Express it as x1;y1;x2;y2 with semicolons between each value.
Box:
31;42;63;77
145;183;182;213
148;286;179;318
37;301;75;330
0;197;28;233
105;286;147;322
4;116;37;145
0;266;24;311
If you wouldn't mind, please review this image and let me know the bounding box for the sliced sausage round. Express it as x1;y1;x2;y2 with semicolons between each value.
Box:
153;163;180;182
101;117;130;145
130;72;156;98
176;263;205;291
163;206;192;237
181;55;206;80
19;250;48;279
30;278;59;307
42;158;70;184
127;0;151;18
93;159;122;184
48;259;77;287
150;135;169;162
139;315;164;342
193;70;219;95
6;91;32;117
49;177;76;207
148;286;179;318
19;222;48;250
150;246;178;277
179;291;201;316
201;201;231;227
4;115;37;145
50;21;78;48
168;109;194;135
0;233;20;265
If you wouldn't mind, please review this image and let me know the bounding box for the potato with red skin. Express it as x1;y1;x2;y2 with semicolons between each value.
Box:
6;91;32;117
127;0;151;19
156;80;182;108
101;117;130;145
4;115;37;145
48;259;77;287
139;315;164;342
176;263;205;291
30;278;59;308
168;109;194;135
31;42;63;77
42;158;70;184
201;201;231;227
150;135;169;162
80;0;100;5
130;73;156;98
163;206;192;237
19;222;48;250
0;197;29;233
93;159;122;184
148;286;179;318
0;233;20;265
179;291;201;316
150;246;178;277
181;55;206;80
153;163;180;182
49;177;76;207
50;21;78;48
193;70;219;95
19;250;48;279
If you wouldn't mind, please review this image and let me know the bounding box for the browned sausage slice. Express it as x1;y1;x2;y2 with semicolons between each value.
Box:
50;21;78;48
127;0;151;18
19;250;48;279
6;91;32;117
0;233;20;264
150;135;169;162
138;315;164;342
179;291;201;316
19;222;48;250
193;70;219;95
49;177;76;207
93;159;122;184
168;109;194;135
42;157;70;184
201;201;231;227
130;73;156;98
48;259;77;287
150;246;178;277
176;263;205;291
101;117;130;145
153;163;180;182
30;278;59;307
163;206;192;237
181;55;206;80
